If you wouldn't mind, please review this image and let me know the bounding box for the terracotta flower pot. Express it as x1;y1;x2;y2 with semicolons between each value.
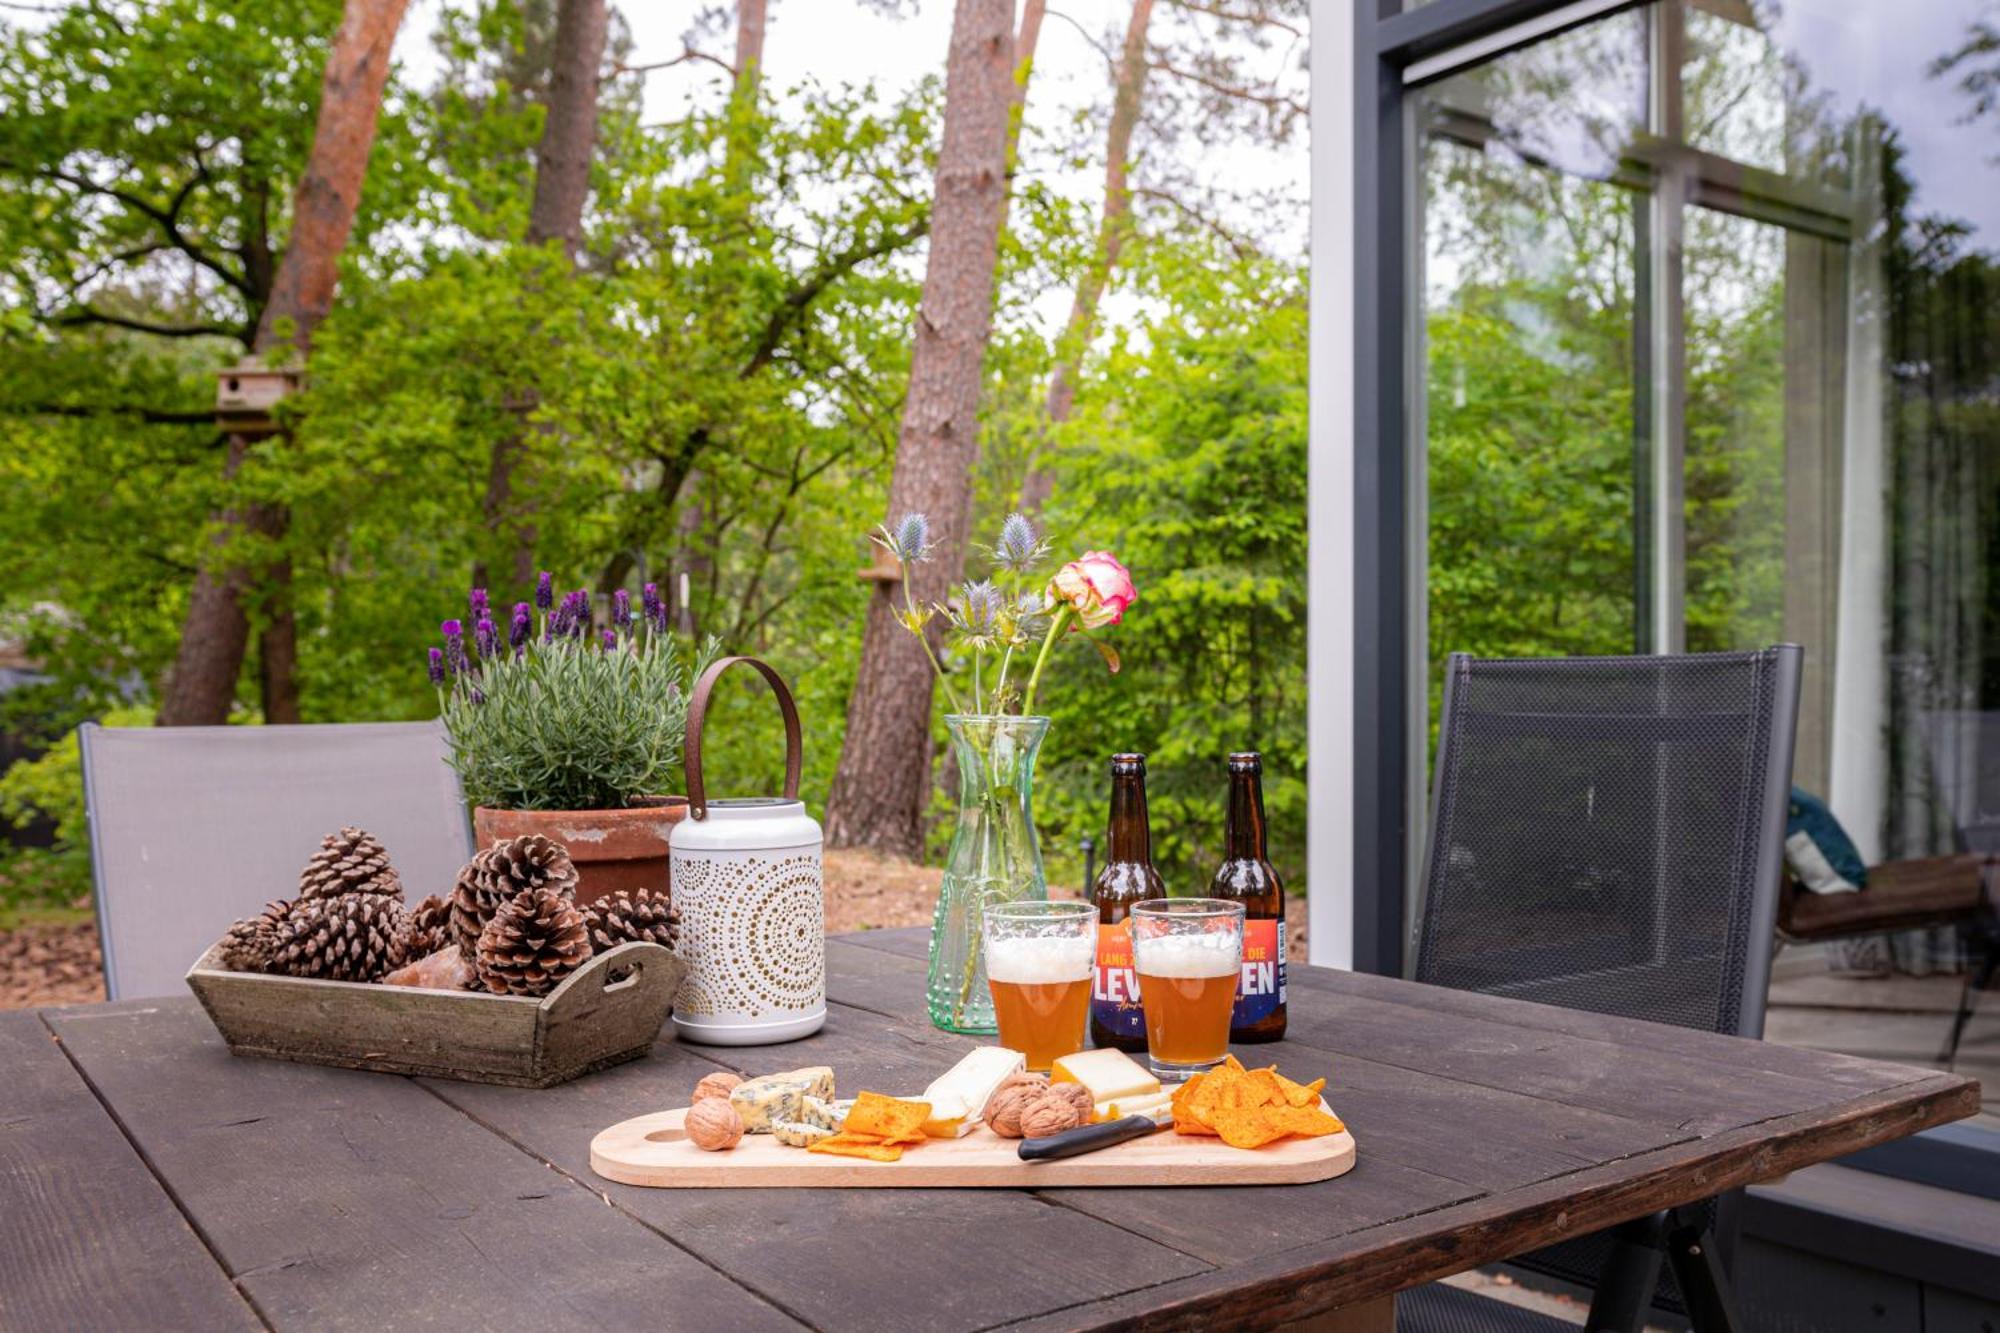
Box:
474;797;688;909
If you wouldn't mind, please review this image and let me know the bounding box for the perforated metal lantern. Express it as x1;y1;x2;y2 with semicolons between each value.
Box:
669;656;826;1046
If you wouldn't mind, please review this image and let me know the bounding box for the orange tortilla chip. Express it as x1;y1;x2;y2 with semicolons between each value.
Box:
1271;1104;1345;1137
1213;1106;1293;1150
807;1132;905;1162
845;1091;932;1143
1273;1073;1326;1108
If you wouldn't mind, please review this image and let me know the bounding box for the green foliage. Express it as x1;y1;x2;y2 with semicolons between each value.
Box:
436;597;717;811
0;705;154;911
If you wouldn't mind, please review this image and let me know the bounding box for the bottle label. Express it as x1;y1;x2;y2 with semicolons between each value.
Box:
1232;919;1286;1028
1092;922;1146;1040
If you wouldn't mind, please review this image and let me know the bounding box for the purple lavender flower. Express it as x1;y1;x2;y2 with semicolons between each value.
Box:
427;647;445;686
563;590;591;638
546;600;570;640
441;619;466;675
474;615;498;659
470;686;486;706
612;588;632;631
602;628;617;650
535;571;554;611
469;587;489;621
642;582;665;630
509;602;531;654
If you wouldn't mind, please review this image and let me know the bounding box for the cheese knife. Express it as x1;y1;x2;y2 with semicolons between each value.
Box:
1018;1111;1171;1162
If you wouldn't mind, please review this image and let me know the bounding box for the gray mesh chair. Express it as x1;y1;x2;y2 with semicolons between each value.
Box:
1397;647;1802;1333
81;722;474;999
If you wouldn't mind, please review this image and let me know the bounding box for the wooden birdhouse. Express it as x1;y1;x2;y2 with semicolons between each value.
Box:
214;362;302;437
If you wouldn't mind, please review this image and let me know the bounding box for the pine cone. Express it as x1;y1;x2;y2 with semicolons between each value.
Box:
219;899;290;973
402;893;452;959
298;826;403;903
583;889;679;955
266;894;412;982
474;884;592;997
450;835;579;958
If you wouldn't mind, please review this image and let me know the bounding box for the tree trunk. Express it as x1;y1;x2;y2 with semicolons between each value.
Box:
157;0;409;726
479;0;610;595
1018;0;1154;513
824;0;1017;856
735;0;767;76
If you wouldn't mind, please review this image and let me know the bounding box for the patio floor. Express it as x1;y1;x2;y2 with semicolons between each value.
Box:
1767;942;1998;1133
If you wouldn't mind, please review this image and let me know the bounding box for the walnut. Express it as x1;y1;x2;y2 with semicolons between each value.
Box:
685;1098;744;1152
984;1082;1047;1138
1044;1082;1093;1117
1020;1094;1086;1138
692;1071;743;1104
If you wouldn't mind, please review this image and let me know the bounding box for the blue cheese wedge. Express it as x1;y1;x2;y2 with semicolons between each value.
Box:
771;1120;837;1148
795;1095;845;1132
728;1066;836;1133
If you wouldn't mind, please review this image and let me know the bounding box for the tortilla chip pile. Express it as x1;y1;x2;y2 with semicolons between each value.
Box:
807;1090;931;1162
1171;1055;1345;1150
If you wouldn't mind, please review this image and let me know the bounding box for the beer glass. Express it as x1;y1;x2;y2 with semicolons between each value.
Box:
983;900;1097;1071
1131;898;1244;1081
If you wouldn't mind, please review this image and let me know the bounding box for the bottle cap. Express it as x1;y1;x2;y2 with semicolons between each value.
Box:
1110;752;1147;775
1227;752;1262;772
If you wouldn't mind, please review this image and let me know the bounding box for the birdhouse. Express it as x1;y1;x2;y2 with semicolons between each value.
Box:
214;362;302;437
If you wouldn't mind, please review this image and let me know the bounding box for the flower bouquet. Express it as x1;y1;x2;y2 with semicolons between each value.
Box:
869;511;1134;1033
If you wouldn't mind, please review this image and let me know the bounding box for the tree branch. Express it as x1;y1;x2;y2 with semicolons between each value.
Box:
1132;185;1260;261
611;46;738;80
48;306;240;339
1167;0;1305;38
11;401;217;425
1149;57;1306;116
740;214;931;379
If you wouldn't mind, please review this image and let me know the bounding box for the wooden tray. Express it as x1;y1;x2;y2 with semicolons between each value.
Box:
186;939;687;1088
589;1104;1356;1188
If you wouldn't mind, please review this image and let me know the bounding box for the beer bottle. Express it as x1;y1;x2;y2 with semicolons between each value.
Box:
1212;752;1287;1042
1089;753;1164;1052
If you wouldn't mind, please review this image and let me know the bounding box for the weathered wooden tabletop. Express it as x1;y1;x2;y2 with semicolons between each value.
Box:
1;927;1978;1332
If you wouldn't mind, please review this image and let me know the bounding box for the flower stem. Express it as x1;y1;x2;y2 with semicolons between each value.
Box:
1020;608;1070;717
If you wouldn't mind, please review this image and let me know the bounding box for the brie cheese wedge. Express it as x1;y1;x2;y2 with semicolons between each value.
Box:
919;1046;1026;1137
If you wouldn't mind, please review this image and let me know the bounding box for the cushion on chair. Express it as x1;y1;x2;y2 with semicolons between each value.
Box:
1782;855;1989;941
1397;1281;1575;1332
1784;787;1867;894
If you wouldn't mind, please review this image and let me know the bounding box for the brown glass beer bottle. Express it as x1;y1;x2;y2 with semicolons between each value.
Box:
1089;753;1164;1052
1212;752;1287;1042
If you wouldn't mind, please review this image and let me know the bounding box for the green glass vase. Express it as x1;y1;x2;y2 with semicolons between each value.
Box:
927;714;1051;1033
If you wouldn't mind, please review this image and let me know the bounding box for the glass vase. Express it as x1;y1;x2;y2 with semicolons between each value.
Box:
927;714;1051;1033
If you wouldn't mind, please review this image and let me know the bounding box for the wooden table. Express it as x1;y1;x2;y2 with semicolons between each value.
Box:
2;928;1978;1332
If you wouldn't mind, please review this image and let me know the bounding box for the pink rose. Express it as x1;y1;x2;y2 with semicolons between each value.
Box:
1047;550;1135;629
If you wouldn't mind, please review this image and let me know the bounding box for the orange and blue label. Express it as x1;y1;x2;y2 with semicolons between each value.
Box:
1232;919;1286;1027
1092;922;1146;1041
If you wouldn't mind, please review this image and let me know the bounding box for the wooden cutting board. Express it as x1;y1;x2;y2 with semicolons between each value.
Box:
589;1106;1356;1188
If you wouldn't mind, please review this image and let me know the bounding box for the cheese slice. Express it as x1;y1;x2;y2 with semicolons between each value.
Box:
728;1066;836;1133
919;1046;1026;1137
771;1120;837;1148
1093;1089;1173;1123
1050;1049;1159;1104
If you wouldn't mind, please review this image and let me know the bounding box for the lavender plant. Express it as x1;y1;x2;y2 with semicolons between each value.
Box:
430;577;719;811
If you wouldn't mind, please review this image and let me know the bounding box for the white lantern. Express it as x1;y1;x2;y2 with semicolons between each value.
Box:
670;656;826;1046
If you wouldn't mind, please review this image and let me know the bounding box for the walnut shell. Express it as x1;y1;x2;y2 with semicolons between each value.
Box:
1020;1095;1086;1138
985;1082;1047;1139
692;1071;743;1104
686;1098;744;1152
1044;1082;1093;1117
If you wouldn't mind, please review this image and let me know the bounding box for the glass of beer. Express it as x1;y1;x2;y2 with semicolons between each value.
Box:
984;900;1097;1071
1131;898;1244;1081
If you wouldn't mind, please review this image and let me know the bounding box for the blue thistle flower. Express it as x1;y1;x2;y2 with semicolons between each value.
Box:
535;571;554;611
441;619;467;675
509;602;531;653
612;588;632;631
474;616;498;659
894;512;932;560
961;579;1004;634
992;512;1048;572
642;582;664;629
427;647;445;686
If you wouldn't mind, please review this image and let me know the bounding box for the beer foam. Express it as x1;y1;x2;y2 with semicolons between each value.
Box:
986;934;1093;984
1133;932;1240;978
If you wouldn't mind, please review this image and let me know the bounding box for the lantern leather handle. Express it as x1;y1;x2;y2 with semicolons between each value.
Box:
683;655;803;820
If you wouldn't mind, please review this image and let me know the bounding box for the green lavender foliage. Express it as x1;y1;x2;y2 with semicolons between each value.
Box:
441;621;720;812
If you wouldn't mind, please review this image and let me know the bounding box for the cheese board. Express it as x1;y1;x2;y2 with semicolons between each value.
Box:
588;1103;1356;1188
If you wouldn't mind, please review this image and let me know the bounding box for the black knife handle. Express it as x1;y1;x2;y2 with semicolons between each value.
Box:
1019;1115;1158;1162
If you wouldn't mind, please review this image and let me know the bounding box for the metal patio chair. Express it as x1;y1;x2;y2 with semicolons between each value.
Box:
1397;646;1802;1333
80;721;474;999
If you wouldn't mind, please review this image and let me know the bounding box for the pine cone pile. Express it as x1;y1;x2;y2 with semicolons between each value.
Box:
297;826;402;901
584;889;679;954
474;884;593;996
217;829;682;1001
451;834;580;960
